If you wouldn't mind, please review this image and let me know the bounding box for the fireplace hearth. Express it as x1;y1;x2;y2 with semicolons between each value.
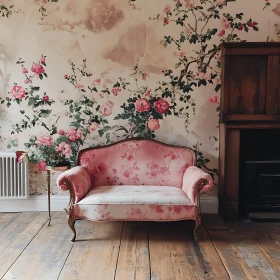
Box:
219;42;280;221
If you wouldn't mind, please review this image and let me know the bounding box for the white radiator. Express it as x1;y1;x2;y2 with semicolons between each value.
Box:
0;153;29;199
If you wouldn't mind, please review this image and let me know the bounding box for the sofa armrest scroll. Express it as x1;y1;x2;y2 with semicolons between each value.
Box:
56;166;92;203
182;166;213;204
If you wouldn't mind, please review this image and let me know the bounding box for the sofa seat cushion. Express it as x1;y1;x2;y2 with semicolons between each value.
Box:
74;185;197;221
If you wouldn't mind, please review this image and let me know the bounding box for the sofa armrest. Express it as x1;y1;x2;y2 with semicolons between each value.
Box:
56;166;92;203
182;166;213;204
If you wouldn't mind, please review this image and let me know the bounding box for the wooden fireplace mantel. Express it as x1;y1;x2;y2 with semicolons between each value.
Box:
219;42;280;221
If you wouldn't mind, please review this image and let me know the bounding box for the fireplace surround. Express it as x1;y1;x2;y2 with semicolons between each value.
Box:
219;42;280;221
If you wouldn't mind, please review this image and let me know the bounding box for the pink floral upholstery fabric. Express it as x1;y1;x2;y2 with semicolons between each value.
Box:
182;166;213;204
74;185;196;221
56;166;91;203
78;139;195;188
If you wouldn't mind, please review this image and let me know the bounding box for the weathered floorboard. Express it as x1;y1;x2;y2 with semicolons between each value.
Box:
231;231;280;280
0;213;20;234
58;220;123;280
149;222;201;280
0;212;39;255
1;212;76;280
195;225;230;280
0;212;49;279
115;222;150;280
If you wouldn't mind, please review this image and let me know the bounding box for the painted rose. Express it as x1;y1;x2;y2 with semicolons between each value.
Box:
31;63;45;75
185;27;192;36
163;5;171;13
179;51;186;58
273;4;280;16
87;122;99;132
40;57;46;64
209;95;219;104
111;87;122;96
66;127;82;141
100;101;114;116
37;135;53;146
22;68;28;74
64;74;69;79
58;129;65;136
248;21;258;27
74;84;84;89
185;0;194;9
93;78;101;84
24;79;30;84
135;98;150;112
154;99;169;114
163;18;169;25
43;95;49;101
218;29;225;37
10;86;26;99
37;161;47;171
145;89;152;96
221;17;230;29
146;118;160;130
56;142;72;157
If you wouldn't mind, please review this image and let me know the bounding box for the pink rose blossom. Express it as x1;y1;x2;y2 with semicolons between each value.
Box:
185;0;194;9
218;29;225;37
43;95;49;101
87;122;99;132
135;98;150;112
22;68;28;74
215;147;219;151
56;142;72;157
146;118;160;131
173;51;178;57
221;18;231;29
163;5;171;13
37;161;47;171
31;63;45;75
93;78;101;84
41;0;48;4
100;101;114;116
185;27;192;36
66;127;82;141
145;89;152;96
215;77;220;84
10;86;26;99
111;87;122;96
58;129;65;135
74;84;84;89
40;57;46;64
142;74;150;80
179;51;186;58
248;21;258;27
273;4;280;16
209;95;219;104
24;79;30;84
64;74;69;79
154;99;170;114
238;24;244;31
163;18;169;25
37;135;53;146
83;59;86;63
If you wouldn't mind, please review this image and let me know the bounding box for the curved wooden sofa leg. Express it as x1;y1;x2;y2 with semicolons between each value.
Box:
194;213;201;241
68;218;76;242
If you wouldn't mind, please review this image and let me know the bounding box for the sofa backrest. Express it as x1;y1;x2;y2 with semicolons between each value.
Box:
77;138;195;188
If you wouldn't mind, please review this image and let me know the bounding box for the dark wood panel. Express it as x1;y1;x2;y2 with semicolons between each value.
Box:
225;129;240;202
224;114;280;121
228;56;267;115
266;56;280;115
220;56;231;120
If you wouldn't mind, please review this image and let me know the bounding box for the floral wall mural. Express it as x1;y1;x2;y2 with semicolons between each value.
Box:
0;0;280;196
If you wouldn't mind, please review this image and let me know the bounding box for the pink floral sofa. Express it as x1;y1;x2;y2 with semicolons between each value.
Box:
57;138;213;242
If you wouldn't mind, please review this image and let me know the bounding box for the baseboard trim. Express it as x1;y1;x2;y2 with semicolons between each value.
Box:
0;195;218;213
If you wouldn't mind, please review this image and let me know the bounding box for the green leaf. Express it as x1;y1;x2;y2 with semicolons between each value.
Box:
39;74;43;80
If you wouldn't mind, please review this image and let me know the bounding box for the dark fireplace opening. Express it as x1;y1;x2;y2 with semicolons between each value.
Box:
239;129;280;216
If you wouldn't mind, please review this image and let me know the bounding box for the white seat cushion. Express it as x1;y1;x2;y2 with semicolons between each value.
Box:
78;185;194;205
74;185;197;221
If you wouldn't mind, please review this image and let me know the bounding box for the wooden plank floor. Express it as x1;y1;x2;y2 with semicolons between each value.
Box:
0;213;280;280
